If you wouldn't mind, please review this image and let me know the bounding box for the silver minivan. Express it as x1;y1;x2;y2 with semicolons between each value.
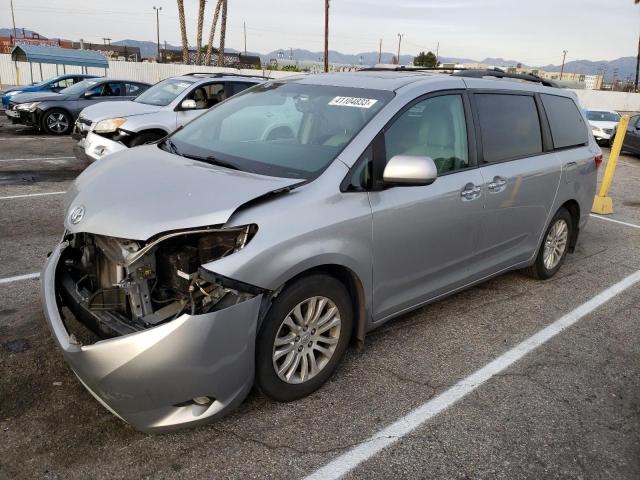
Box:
41;70;600;432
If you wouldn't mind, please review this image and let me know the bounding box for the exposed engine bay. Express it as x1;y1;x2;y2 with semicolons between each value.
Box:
57;225;260;342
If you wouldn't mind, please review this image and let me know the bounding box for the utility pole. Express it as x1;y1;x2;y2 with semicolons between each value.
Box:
324;0;330;72
397;33;403;65
378;39;382;64
10;0;18;40
634;33;639;92
102;38;111;46
559;49;568;80
153;6;162;63
435;41;440;65
243;21;247;55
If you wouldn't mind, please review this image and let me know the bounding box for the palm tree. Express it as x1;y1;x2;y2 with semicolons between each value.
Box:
195;0;206;65
218;0;227;67
176;0;189;64
205;0;223;66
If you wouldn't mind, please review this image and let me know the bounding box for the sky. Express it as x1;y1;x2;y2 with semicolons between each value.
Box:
3;0;640;65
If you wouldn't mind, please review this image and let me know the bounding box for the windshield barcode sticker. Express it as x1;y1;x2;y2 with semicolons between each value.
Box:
328;96;378;108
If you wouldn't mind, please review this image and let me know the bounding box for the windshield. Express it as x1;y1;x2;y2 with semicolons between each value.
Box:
586;111;620;122
60;79;100;96
135;78;195;106
167;82;393;180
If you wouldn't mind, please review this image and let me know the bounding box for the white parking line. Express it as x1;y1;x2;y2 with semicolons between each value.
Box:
0;156;74;163
590;214;640;230
304;269;640;480
0;191;66;200
0;272;40;285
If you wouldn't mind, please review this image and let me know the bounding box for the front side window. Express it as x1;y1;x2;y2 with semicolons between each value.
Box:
51;78;73;89
475;93;542;163
87;82;122;97
134;78;195;106
185;82;225;109
168;82;392;180
384;94;469;174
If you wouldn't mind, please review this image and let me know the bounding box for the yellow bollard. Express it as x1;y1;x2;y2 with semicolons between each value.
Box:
591;114;629;215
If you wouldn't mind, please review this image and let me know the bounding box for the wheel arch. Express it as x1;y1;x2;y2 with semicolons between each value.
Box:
40;106;73;130
560;199;580;252
276;264;368;349
134;127;169;138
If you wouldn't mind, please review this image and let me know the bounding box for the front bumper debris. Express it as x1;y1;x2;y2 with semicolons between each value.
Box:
74;132;127;163
41;242;262;433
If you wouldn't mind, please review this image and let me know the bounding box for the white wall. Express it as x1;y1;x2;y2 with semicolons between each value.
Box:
0;53;296;88
571;89;640;113
1;54;638;113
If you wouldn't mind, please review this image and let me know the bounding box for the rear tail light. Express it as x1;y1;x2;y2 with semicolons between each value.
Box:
594;154;603;169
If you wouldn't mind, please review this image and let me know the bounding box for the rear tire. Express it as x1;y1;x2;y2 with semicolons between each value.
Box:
41;109;72;135
524;207;573;280
128;131;165;147
256;274;353;402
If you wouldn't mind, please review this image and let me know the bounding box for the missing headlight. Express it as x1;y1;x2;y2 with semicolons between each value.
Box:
57;225;261;343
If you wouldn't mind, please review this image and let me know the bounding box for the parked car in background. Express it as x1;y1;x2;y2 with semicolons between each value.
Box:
610;113;640;155
584;109;620;145
5;78;151;135
42;69;599;432
72;72;266;162
1;74;98;109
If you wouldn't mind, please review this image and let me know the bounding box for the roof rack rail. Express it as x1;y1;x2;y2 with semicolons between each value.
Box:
451;69;559;88
358;66;559;88
183;72;270;79
358;66;475;72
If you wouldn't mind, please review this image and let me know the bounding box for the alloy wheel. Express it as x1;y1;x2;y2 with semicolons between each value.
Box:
46;113;69;133
543;218;569;270
272;296;341;384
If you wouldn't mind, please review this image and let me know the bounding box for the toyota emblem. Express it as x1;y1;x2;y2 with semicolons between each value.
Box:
69;206;85;225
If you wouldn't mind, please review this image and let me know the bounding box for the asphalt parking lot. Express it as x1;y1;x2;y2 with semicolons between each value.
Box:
1;116;639;480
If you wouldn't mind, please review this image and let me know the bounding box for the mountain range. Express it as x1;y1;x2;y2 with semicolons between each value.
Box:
2;28;636;82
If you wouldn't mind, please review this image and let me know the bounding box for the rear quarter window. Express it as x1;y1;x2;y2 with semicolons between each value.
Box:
475;93;542;163
541;94;588;149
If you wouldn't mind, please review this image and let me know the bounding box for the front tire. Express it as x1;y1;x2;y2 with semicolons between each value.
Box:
256;274;353;402
525;207;573;280
41;109;72;135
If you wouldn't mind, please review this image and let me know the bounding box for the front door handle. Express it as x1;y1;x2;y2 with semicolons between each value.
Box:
461;183;481;201
487;176;507;193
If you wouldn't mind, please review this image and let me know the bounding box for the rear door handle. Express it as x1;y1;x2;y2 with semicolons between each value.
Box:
461;183;481;201
487;176;507;193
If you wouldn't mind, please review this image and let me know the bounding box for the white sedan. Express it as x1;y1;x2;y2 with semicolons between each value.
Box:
585;109;620;145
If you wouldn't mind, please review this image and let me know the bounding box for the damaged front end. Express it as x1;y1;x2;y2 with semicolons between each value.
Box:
58;225;260;342
42;225;268;432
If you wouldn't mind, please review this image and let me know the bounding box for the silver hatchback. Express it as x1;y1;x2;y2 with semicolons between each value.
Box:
41;70;600;432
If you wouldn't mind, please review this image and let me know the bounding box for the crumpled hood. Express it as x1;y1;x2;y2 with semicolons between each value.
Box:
11;91;69;103
64;145;302;240
588;120;618;130
80;100;162;122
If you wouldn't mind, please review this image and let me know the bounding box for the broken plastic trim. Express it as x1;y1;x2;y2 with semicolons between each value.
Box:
198;267;270;297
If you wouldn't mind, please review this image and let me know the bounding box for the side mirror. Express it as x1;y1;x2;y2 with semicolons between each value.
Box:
383;155;438;186
181;99;197;110
83;91;96;99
